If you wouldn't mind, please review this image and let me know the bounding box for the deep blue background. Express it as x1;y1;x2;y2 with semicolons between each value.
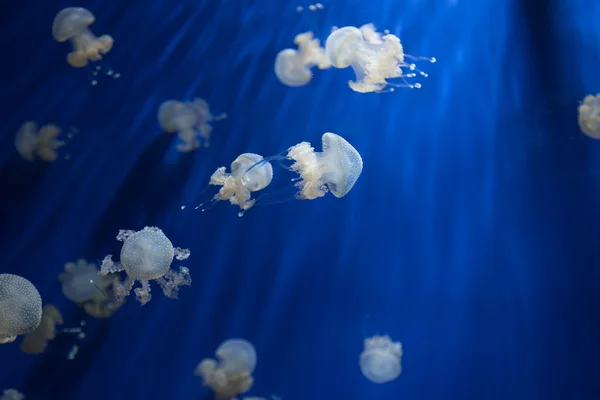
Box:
0;0;599;399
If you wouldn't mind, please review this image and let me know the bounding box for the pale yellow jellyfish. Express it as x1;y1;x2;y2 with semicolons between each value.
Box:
99;226;192;305
19;304;63;354
325;24;435;93
578;94;600;139
359;335;403;384
0;274;42;344
158;98;227;151
0;389;25;400
274;31;331;87
15;122;64;162
52;7;114;68
195;339;257;400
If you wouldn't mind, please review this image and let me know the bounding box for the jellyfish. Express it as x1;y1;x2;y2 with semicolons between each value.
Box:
19;305;63;354
359;335;403;384
578;94;600;139
0;389;25;400
52;7;113;68
0;274;42;344
275;31;331;87
15;122;64;162
99;226;192;305
324;24;435;93
195;339;257;400
158;98;227;151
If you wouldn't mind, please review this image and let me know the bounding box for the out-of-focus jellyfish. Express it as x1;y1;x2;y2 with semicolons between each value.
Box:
275;31;331;87
15;122;64;162
58;258;123;318
19;304;63;354
52;7;113;68
195;339;257;400
0;274;42;344
359;335;402;384
0;389;25;400
158;98;227;152
578;94;600;139
99;226;192;305
325;24;435;93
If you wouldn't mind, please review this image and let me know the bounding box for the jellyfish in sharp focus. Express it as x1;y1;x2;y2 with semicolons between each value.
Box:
275;31;331;87
0;274;42;344
359;335;403;384
0;389;25;400
52;7;113;68
578;93;600;139
99;226;192;305
19;304;64;354
15;121;64;162
325;23;435;93
195;339;257;400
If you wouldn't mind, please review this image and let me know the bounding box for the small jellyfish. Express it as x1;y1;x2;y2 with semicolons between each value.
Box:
359;335;403;384
0;389;25;400
52;7;113;68
578;93;600;139
15;122;64;162
275;31;331;87
158;98;227;151
19;304;63;354
325;24;435;93
99;226;192;305
195;339;257;400
0;274;42;344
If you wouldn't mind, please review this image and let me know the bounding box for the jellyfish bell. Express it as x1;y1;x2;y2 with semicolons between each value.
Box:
216;339;258;375
274;31;331;87
0;274;42;344
578;94;600;139
359;334;403;384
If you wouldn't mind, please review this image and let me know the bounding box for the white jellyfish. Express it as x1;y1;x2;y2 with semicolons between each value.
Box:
0;389;25;400
195;339;257;400
99;226;192;305
19;304;63;354
325;24;435;93
359;335;403;384
578;93;600;139
275;31;331;87
0;274;42;344
158;98;227;152
15;122;64;162
52;7;113;68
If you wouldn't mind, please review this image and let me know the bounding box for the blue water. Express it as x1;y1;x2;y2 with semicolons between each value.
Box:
1;0;600;399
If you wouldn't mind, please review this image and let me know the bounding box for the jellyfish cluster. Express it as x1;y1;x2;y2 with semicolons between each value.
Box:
15;122;64;162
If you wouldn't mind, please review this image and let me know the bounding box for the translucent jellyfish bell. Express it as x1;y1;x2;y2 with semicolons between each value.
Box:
359;335;403;384
15;122;64;162
0;274;42;344
59;259;112;303
275;31;331;87
325;24;435;93
99;226;192;305
0;389;25;400
216;339;258;375
52;7;114;68
578;94;600;139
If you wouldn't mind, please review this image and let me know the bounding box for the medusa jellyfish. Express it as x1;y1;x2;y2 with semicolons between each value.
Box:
325;24;435;93
275;31;331;87
99;226;192;305
0;274;42;344
158;98;227;151
15;122;64;162
195;339;257;400
52;7;113;68
19;304;63;354
0;389;25;400
359;335;402;384
578;94;600;139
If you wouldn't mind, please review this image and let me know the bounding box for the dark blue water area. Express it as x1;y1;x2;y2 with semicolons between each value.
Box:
0;0;599;399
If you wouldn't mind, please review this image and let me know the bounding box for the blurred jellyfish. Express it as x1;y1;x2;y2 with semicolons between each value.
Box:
275;31;331;87
99;226;192;305
52;7;113;68
15;122;64;162
0;389;25;400
359;335;402;384
195;339;257;400
0;274;42;344
325;24;435;93
58;258;123;318
578;93;600;139
19;304;63;354
158;98;227;152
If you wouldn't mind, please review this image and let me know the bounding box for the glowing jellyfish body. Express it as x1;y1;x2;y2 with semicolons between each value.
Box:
52;7;113;68
0;274;42;344
20;304;63;354
0;389;25;400
325;24;435;93
15;122;64;162
275;31;331;87
578;94;600;139
359;335;402;384
158;98;227;151
99;226;192;305
195;339;257;400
